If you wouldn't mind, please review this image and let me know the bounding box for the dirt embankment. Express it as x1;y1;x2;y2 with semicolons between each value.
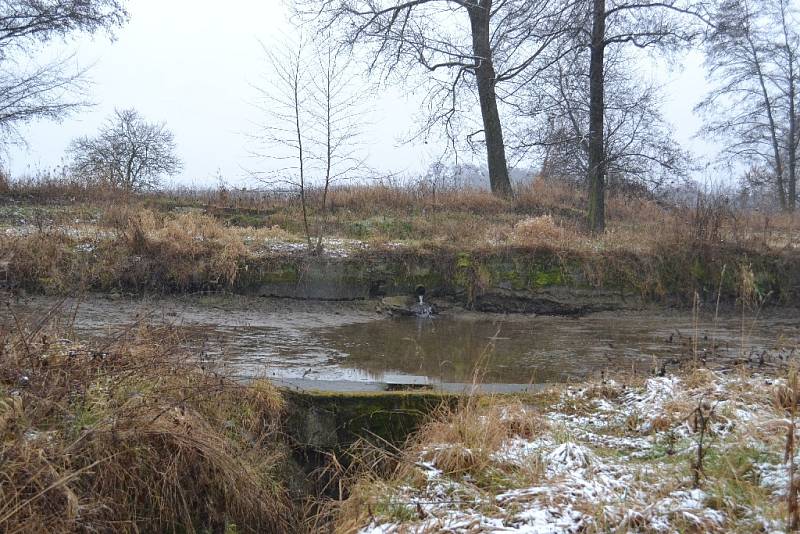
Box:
2;189;799;313
4;231;799;314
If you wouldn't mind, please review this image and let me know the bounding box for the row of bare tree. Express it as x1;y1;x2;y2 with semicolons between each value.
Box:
289;0;798;231
0;1;796;234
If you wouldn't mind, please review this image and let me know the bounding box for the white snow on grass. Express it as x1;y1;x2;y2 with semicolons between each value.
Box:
261;236;407;257
356;371;793;533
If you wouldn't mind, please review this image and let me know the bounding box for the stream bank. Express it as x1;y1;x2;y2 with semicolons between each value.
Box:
235;246;800;314
5;224;800;313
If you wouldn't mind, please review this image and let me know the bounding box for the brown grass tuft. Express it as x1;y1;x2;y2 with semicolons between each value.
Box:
335;397;547;530
510;215;567;246
0;310;296;533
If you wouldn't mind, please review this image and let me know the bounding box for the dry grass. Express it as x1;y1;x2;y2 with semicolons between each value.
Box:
414;400;545;476
1;208;258;292
509;215;566;245
336;396;550;532
335;367;794;533
1;232;79;293
2;173;125;203
2;178;799;300
5;177;799;253
0;307;297;533
113;209;248;287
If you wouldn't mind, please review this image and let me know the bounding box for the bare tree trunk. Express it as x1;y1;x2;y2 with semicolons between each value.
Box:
293;66;312;248
125;151;136;191
745;28;787;210
316;52;334;254
587;0;606;233
779;0;796;212
788;55;797;212
468;1;513;198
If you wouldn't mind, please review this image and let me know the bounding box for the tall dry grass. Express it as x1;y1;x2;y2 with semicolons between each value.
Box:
0;306;297;533
2;173;127;203
107;208;248;287
335;397;548;533
6;173;799;253
1;208;252;292
2;178;799;299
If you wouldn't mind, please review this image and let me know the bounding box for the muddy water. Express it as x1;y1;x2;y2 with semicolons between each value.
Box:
5;295;799;385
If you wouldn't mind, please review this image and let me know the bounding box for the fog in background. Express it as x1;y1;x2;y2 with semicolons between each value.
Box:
3;0;719;188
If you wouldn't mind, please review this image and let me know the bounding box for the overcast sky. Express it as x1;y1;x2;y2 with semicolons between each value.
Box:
4;0;717;188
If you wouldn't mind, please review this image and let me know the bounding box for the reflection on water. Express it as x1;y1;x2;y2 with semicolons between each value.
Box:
317;313;799;383
6;296;799;384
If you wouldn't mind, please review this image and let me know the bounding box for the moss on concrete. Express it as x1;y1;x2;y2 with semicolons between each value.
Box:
282;389;457;450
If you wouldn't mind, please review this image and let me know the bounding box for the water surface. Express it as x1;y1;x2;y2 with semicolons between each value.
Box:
5;295;798;385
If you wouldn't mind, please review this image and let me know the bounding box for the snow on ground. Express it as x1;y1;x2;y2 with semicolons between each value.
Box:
356;371;794;533
261;237;373;258
3;220;407;259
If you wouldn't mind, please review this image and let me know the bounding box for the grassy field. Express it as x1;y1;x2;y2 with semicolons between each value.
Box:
4;176;799;251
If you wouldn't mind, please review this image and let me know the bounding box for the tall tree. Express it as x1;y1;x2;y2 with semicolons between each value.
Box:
300;0;579;198
588;0;607;231
698;0;799;211
579;0;707;232
0;1;128;143
515;47;690;190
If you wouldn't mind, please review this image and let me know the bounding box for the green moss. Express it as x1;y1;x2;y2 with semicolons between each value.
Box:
500;267;523;288
690;257;707;282
754;270;779;300
531;267;566;288
258;264;301;284
453;252;476;298
470;254;576;291
282;389;455;449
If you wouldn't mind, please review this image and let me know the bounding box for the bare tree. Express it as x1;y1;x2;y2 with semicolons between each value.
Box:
251;36;367;252
254;38;313;246
299;0;582;198
697;0;799;211
68;108;182;191
309;40;368;251
0;0;128;143
516;46;691;191
576;0;709;232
